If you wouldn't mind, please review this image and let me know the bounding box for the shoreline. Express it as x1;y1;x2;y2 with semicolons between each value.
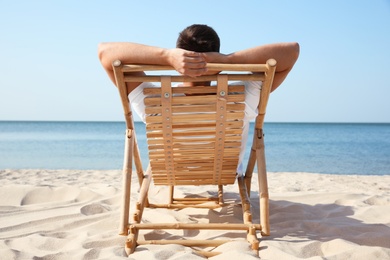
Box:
1;169;389;259
2;168;389;176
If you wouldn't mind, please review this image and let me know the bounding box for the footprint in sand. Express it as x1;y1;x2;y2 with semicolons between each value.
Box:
80;203;110;215
364;195;390;206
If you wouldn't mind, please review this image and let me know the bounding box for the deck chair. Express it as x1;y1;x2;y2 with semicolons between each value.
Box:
112;60;276;257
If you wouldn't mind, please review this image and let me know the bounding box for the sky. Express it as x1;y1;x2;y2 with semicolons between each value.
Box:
0;0;389;123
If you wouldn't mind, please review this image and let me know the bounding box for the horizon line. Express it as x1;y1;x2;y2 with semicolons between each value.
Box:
1;120;389;124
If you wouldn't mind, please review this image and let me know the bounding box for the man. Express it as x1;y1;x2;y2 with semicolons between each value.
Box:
98;24;299;175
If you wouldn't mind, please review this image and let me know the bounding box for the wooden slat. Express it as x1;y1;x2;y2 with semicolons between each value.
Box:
124;74;264;83
145;112;245;124
145;103;245;115
147;137;214;145
147;142;241;151
152;173;237;177
145;120;243;130
147;128;235;133
149;161;238;167
149;164;224;170
150;171;235;175
122;63;268;72
150;172;238;178
150;163;239;170
150;160;239;167
146;134;242;143
147;144;241;151
151;173;237;179
143;85;245;95
151;160;239;166
153;172;235;176
151;176;237;181
150;158;239;164
146;128;243;138
131;222;261;230
147;143;242;151
151;173;237;177
172;163;238;169
149;150;241;159
144;94;245;106
153;180;236;186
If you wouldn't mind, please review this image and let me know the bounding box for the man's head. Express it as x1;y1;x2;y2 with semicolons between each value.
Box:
176;24;220;52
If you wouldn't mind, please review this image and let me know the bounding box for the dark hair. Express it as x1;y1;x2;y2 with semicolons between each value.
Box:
176;24;220;52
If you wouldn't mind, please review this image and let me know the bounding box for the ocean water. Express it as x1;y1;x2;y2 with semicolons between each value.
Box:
0;121;389;175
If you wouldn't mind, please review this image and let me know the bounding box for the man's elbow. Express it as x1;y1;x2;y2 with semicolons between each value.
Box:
291;42;300;61
97;43;107;63
286;42;300;68
275;42;300;73
98;42;115;71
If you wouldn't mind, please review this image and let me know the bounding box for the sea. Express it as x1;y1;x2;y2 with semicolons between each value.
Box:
0;121;389;175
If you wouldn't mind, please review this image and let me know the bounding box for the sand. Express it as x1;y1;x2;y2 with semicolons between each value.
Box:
0;169;389;259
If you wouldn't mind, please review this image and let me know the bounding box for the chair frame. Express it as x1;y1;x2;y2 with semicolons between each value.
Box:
112;60;276;257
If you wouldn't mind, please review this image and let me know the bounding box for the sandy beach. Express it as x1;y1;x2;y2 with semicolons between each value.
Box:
0;169;389;259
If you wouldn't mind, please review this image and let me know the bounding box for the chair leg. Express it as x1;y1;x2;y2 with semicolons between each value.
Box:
132;169;152;223
247;225;260;255
119;130;134;236
169;185;174;204
238;177;260;255
126;170;152;255
237;177;252;223
245;132;258;198
255;129;270;236
125;225;138;255
218;185;224;205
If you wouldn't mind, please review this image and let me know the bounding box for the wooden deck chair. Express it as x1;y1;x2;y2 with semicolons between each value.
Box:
112;60;276;257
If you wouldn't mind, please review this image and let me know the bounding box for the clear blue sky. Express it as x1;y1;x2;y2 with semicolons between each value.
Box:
1;1;389;123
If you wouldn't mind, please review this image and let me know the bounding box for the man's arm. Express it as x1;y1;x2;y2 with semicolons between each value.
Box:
203;42;300;92
98;42;208;93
